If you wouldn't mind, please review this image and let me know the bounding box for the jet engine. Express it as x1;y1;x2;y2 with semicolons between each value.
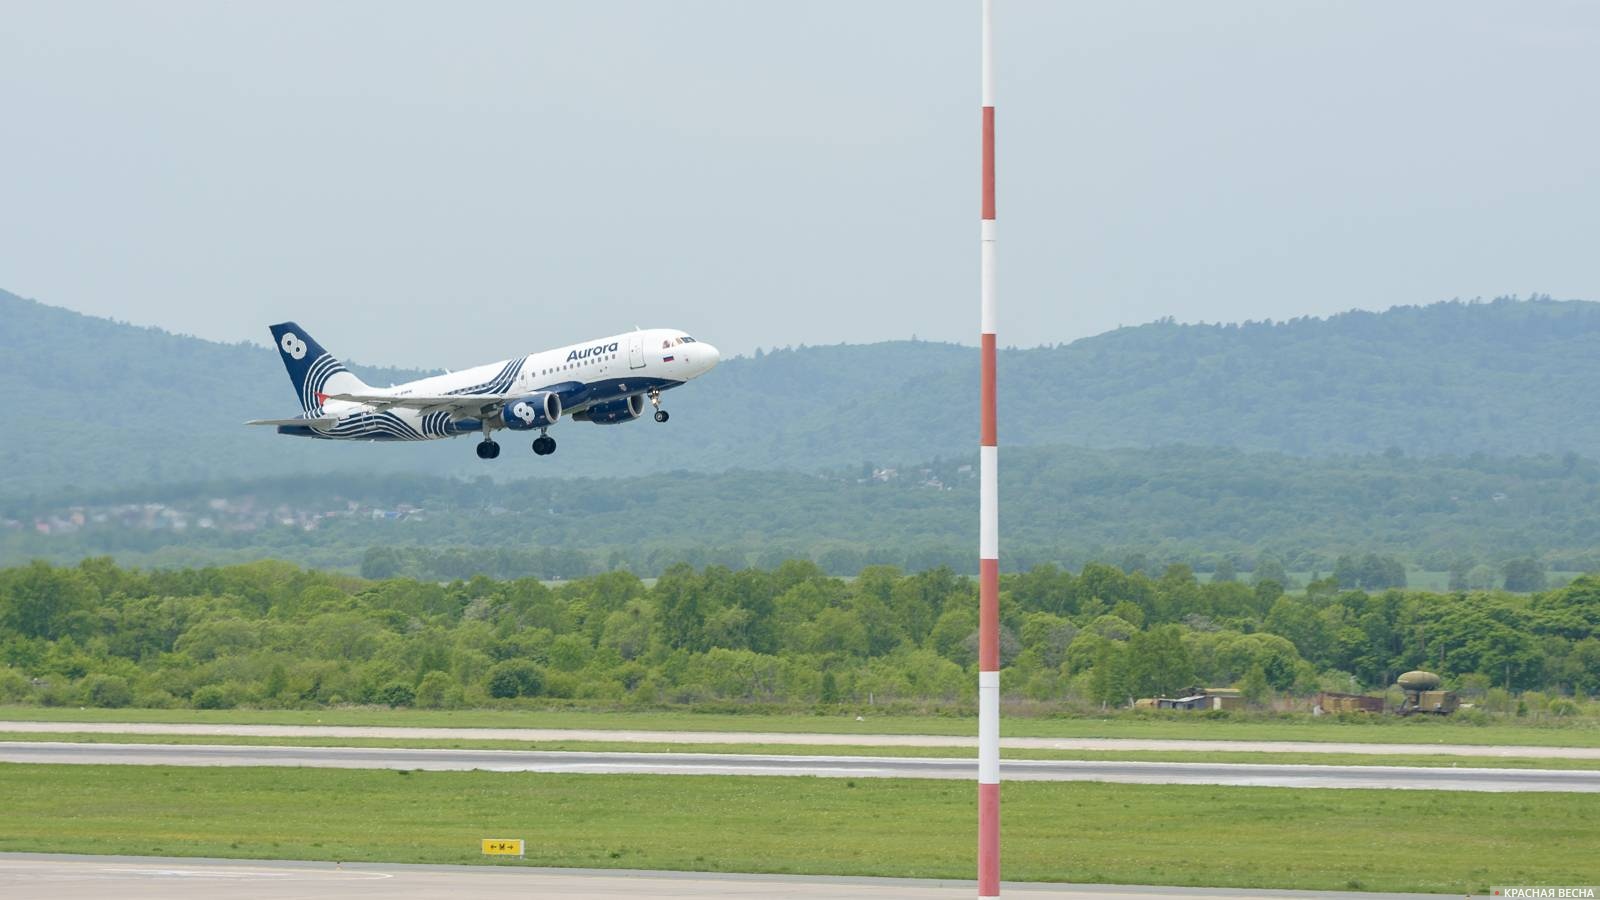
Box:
575;394;645;425
499;392;562;430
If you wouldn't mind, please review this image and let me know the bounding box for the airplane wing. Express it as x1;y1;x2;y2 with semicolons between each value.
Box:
245;416;339;427
324;392;511;416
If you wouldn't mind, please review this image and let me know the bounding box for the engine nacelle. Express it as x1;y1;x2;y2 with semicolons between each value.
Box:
499;392;562;430
576;394;645;425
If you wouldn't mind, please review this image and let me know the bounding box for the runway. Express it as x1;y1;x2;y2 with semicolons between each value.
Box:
4;720;1597;758
2;741;1595;791
0;854;1450;900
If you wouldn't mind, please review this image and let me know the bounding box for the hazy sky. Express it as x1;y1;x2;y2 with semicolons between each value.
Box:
4;1;1598;367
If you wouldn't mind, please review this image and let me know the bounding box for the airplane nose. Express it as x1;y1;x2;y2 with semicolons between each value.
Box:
700;343;721;370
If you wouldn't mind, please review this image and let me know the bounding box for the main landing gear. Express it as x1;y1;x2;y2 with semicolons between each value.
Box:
474;426;555;458
476;433;501;460
650;389;669;423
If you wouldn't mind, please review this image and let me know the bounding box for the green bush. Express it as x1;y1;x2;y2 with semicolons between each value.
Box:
543;671;578;699
574;679;625;701
191;685;234;710
81;674;133;708
133;689;178;709
820;671;840;704
485;660;543;699
374;682;415;708
414;671;459;709
1548;698;1580;718
1481;687;1514;714
0;667;30;703
35;680;75;707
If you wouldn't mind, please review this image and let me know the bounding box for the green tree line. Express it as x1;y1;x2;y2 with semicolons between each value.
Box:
2;558;1597;713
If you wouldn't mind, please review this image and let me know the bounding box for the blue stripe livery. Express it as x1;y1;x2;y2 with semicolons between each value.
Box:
252;324;721;457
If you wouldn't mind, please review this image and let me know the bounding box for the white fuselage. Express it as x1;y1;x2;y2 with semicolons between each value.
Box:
281;327;719;443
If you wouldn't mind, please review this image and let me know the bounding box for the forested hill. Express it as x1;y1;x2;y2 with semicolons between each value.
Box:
1000;298;1600;456
5;289;1600;493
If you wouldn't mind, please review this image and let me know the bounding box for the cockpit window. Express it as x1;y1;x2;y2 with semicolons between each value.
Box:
682;336;696;343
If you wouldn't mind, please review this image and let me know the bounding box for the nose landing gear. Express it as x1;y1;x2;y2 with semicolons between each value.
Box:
649;390;669;423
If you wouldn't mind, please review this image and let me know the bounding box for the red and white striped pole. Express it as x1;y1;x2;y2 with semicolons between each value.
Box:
978;1;1000;899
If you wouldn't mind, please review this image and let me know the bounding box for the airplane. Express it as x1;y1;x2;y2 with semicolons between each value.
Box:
247;322;720;459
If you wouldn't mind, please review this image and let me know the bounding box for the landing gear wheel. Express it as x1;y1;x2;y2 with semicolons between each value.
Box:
532;435;556;456
648;389;668;423
475;440;501;460
654;410;669;423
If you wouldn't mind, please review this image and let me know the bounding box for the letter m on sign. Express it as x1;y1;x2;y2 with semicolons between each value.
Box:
481;838;524;857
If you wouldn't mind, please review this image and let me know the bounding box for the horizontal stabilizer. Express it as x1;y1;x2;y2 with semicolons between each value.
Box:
245;416;338;427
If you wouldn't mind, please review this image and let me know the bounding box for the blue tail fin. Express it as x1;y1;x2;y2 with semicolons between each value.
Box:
268;322;370;414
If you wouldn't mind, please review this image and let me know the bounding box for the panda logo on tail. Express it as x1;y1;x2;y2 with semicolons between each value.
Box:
280;333;308;360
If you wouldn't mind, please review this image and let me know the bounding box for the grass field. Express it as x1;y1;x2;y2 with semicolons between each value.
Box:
3;705;1598;747
0;763;1593;893
4;731;1599;770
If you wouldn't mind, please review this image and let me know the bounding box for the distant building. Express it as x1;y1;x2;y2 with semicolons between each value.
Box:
1135;687;1244;711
